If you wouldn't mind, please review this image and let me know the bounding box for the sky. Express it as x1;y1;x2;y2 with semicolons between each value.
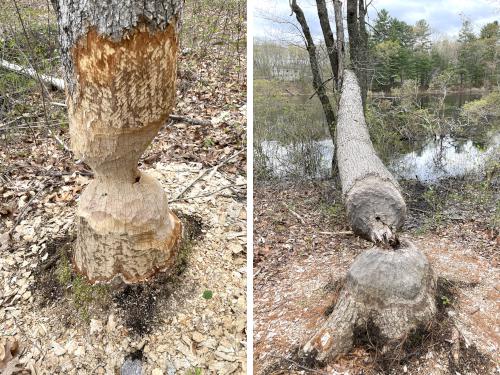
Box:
253;0;500;43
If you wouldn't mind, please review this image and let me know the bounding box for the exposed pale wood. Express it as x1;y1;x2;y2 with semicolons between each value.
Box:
336;70;406;243
301;240;436;364
53;0;184;284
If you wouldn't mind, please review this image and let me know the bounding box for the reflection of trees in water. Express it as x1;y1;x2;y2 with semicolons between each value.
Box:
431;137;447;174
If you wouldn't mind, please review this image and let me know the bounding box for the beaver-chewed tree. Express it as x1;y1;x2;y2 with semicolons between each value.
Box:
300;71;436;364
301;240;436;364
52;0;183;283
336;70;406;243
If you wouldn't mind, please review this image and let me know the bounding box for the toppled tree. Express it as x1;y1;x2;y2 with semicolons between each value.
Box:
336;70;406;243
301;74;435;366
52;0;183;283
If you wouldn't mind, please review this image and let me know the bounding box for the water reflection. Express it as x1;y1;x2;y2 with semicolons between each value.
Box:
391;134;500;182
260;133;499;183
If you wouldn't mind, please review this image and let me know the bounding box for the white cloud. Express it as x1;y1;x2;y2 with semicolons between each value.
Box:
253;0;499;41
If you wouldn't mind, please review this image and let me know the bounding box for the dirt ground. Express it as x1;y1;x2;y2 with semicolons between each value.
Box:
253;178;499;375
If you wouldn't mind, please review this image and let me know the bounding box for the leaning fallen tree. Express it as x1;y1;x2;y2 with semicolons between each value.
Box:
335;70;406;243
0;59;65;91
300;70;436;364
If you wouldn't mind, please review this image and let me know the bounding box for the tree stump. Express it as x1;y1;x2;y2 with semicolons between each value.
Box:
301;240;436;364
336;70;406;243
53;0;184;283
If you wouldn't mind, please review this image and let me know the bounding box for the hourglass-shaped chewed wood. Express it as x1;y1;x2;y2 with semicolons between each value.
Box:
53;0;183;283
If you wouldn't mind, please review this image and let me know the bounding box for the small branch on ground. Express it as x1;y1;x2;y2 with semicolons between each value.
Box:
172;149;244;201
281;202;305;224
169;182;245;203
169;114;211;126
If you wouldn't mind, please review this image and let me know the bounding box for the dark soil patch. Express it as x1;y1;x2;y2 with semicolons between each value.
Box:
32;232;75;307
32;212;204;335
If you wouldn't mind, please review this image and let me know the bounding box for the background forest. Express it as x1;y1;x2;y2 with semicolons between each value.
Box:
254;10;499;180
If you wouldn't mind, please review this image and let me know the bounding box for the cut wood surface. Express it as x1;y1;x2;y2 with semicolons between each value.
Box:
53;0;184;283
301;239;436;364
336;70;406;243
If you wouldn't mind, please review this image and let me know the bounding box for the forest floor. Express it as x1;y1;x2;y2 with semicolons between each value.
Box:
254;176;499;375
0;1;247;374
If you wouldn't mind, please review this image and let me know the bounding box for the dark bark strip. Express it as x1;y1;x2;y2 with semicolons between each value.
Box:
346;0;368;110
333;0;345;87
290;0;336;136
315;0;338;89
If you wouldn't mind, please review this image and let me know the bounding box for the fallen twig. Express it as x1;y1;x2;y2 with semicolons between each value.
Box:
172;149;244;201
169;183;245;203
317;230;353;235
267;353;329;374
169;114;211;126
281;202;305;224
0;58;65;91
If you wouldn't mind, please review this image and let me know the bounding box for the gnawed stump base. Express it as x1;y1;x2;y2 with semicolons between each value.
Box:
301;240;436;365
73;171;183;284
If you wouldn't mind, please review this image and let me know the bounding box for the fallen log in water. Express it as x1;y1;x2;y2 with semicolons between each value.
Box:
335;70;406;243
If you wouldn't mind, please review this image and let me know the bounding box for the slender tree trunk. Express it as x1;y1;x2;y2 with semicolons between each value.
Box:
346;0;368;110
52;0;183;283
336;70;406;243
315;0;338;89
290;0;336;137
333;0;345;87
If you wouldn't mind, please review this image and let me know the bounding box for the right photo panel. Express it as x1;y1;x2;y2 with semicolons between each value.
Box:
253;0;499;374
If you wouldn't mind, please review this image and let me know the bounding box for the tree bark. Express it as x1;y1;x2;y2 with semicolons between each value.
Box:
336;70;406;243
332;0;345;87
301;240;436;364
315;0;338;89
53;0;183;283
346;0;368;110
290;0;336;137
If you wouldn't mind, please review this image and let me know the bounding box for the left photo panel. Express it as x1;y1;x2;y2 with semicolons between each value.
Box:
0;0;247;373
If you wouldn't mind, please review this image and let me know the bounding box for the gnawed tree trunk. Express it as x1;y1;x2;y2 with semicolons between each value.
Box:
301;240;436;364
336;70;406;243
52;0;183;283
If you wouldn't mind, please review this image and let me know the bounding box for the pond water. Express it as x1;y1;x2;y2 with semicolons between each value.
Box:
260;134;500;182
259;93;499;184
